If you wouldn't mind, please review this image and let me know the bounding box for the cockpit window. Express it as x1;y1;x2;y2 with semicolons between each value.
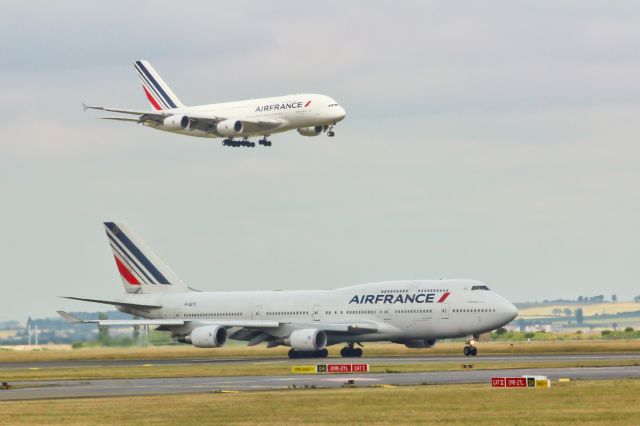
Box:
471;285;490;291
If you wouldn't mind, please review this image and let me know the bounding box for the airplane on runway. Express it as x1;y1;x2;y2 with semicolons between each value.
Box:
83;60;346;148
59;222;518;358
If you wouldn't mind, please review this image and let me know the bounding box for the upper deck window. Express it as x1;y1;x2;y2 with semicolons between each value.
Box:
471;285;490;291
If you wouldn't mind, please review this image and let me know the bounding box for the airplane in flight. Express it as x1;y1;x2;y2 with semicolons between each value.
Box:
83;60;346;148
59;222;518;358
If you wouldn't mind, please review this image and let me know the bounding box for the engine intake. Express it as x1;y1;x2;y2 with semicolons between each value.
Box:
163;115;191;130
217;119;243;136
188;326;227;348
286;329;327;351
297;126;323;137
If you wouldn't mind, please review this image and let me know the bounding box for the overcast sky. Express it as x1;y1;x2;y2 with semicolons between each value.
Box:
1;1;639;321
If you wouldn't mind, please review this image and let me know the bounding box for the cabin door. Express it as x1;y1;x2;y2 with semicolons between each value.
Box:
253;305;262;320
441;303;449;319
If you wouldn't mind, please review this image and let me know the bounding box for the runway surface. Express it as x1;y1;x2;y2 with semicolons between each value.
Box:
2;366;639;401
2;352;640;369
2;359;640;401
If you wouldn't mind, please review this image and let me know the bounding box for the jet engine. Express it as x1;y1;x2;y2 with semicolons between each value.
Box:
286;329;327;351
402;339;437;349
163;115;191;130
188;326;228;348
217;119;243;136
297;126;323;136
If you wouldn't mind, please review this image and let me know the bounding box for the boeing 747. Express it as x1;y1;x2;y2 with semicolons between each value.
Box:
59;222;518;358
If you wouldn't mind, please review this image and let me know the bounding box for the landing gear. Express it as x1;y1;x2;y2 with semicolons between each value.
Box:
288;348;329;359
340;343;363;358
222;138;256;148
258;136;272;147
326;125;335;137
463;336;478;356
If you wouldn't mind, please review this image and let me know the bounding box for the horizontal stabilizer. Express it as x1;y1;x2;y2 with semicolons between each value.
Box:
57;311;83;324
60;296;162;310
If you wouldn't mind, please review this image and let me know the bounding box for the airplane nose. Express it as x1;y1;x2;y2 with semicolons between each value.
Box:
336;106;346;121
506;302;518;322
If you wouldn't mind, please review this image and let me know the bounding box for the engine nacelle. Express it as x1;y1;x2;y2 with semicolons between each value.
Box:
286;329;327;351
297;126;323;137
188;326;228;348
163;115;191;130
217;119;243;136
402;339;437;349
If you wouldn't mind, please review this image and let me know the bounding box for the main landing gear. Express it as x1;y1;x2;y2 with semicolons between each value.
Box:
463;336;478;356
258;136;272;147
222;136;273;148
288;348;328;359
222;138;254;148
340;343;363;358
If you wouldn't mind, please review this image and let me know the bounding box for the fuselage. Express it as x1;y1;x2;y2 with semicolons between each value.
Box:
146;93;346;138
119;279;517;343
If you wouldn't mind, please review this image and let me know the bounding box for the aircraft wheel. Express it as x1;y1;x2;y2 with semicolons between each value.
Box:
463;346;471;356
327;131;335;137
288;349;298;359
354;348;363;357
470;346;478;356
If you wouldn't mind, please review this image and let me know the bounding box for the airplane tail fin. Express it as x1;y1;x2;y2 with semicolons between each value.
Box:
133;60;185;111
104;222;189;294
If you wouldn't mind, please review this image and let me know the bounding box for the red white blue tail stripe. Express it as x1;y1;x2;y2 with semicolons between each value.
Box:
105;222;170;286
134;60;184;111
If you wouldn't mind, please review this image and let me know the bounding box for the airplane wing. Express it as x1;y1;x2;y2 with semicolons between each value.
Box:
59;309;377;333
57;311;279;328
83;103;162;117
83;103;285;132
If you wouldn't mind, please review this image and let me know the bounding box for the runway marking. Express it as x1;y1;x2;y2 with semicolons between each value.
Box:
321;377;379;382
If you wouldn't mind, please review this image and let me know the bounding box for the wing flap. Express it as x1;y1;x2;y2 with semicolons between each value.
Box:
309;322;379;333
57;311;184;326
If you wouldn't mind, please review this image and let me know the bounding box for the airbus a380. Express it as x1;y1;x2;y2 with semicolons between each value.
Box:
83;60;346;147
59;223;518;358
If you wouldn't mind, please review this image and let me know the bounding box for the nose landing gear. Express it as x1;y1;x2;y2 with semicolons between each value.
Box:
463;336;478;356
326;125;335;137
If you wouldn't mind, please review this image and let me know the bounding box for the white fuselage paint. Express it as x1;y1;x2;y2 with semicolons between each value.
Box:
147;93;346;138
118;279;517;344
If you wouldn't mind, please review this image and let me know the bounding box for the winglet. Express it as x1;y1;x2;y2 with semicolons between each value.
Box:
82;102;88;112
57;311;84;324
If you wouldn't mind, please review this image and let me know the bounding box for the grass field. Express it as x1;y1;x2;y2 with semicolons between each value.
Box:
2;380;639;425
3;340;640;364
518;302;640;317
